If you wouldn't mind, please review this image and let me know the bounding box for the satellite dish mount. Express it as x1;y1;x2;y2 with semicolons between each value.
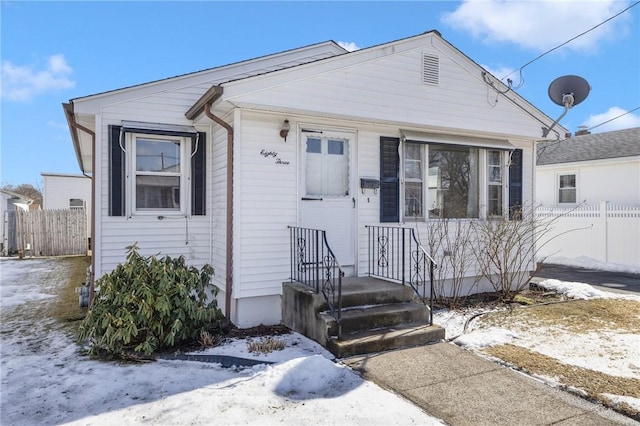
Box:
542;75;590;138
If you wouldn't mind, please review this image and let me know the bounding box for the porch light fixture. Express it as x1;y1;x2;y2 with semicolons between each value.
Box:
279;119;290;141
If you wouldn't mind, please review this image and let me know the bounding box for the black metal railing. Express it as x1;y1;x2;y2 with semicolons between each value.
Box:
288;226;344;338
366;225;437;324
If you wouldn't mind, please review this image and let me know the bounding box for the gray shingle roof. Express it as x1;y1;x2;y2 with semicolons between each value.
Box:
537;127;640;165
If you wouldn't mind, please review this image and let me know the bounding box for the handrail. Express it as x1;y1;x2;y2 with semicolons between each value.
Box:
288;226;344;338
366;225;437;324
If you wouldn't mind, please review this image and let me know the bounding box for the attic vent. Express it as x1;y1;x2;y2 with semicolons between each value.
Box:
422;53;439;85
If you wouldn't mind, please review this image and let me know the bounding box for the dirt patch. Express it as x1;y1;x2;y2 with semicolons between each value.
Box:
435;287;566;311
226;323;291;339
485;344;640;421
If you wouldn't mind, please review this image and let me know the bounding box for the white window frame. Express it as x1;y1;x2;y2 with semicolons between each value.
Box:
401;143;509;221
69;198;84;209
126;132;189;216
557;172;578;204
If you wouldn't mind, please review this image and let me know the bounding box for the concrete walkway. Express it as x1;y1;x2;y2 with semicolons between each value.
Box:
342;342;637;426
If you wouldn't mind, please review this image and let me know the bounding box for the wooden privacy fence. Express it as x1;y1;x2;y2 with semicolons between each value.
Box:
16;208;88;257
536;202;640;267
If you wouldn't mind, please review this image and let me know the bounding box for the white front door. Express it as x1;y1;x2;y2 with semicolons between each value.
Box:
299;130;356;269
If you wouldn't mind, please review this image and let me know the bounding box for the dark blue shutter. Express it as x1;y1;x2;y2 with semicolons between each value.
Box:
108;125;125;216
191;132;206;216
380;137;400;222
509;149;523;220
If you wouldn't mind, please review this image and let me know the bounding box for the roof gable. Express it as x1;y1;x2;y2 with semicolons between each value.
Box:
212;31;561;139
537;127;640;165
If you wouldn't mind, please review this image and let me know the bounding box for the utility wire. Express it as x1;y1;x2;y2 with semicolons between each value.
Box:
587;106;640;131
501;1;640;88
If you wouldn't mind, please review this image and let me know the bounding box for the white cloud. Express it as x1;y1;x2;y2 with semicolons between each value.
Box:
1;54;75;102
337;41;360;52
582;106;640;133
442;0;632;52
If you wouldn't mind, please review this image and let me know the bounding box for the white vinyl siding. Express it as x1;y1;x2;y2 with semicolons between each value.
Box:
223;36;546;139
232;110;297;298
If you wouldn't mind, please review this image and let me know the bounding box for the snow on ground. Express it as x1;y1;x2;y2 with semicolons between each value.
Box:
433;277;640;412
2;255;638;424
0;257;443;426
545;255;640;275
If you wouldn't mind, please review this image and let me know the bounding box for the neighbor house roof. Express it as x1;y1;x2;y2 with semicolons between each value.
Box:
0;189;34;203
537;127;640;165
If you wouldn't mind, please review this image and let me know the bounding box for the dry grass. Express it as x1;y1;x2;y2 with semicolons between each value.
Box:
247;337;286;354
475;297;640;420
478;299;640;334
49;256;90;325
485;344;640;420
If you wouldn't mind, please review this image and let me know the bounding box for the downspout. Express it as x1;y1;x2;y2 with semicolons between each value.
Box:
63;103;96;305
204;103;234;320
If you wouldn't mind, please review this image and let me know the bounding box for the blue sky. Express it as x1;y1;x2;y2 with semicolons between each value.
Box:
2;0;639;187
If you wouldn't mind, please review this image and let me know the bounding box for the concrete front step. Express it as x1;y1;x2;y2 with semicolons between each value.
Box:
326;322;446;358
339;277;418;308
322;302;429;335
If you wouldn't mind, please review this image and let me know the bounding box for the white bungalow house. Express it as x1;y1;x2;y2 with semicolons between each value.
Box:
536;127;640;267
64;31;565;352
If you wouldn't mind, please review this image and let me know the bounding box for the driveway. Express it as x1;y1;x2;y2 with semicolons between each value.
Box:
537;263;640;294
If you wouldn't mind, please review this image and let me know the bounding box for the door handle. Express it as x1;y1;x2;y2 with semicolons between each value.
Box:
352;197;356;208
301;197;323;201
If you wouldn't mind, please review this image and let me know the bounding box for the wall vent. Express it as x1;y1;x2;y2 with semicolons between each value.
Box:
422;53;439;85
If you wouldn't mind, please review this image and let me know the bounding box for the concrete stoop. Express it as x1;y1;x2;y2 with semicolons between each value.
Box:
282;277;445;359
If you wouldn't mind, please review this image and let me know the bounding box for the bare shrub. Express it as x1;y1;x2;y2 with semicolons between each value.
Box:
471;202;586;300
426;219;479;307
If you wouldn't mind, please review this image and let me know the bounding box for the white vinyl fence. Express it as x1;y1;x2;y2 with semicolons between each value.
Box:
536;202;640;267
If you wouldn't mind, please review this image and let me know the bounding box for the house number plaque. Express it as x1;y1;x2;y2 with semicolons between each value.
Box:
260;149;290;165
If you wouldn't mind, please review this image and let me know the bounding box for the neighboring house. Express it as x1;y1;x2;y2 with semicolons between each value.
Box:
536;127;640;267
536;127;640;206
1;189;34;256
64;30;564;329
41;172;92;241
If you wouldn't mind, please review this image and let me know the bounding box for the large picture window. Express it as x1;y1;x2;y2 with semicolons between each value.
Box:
400;141;510;220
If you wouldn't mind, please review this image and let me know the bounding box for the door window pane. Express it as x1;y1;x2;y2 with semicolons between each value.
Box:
306;138;321;153
328;140;344;155
305;137;349;196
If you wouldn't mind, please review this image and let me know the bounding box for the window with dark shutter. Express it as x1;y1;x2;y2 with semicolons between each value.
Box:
109;124;206;217
108;125;125;216
191;132;206;215
508;149;523;220
380;137;400;222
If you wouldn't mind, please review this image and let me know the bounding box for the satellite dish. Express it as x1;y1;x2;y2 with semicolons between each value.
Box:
548;75;591;107
542;75;591;137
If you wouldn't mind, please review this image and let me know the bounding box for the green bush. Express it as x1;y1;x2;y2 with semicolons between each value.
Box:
77;244;224;356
